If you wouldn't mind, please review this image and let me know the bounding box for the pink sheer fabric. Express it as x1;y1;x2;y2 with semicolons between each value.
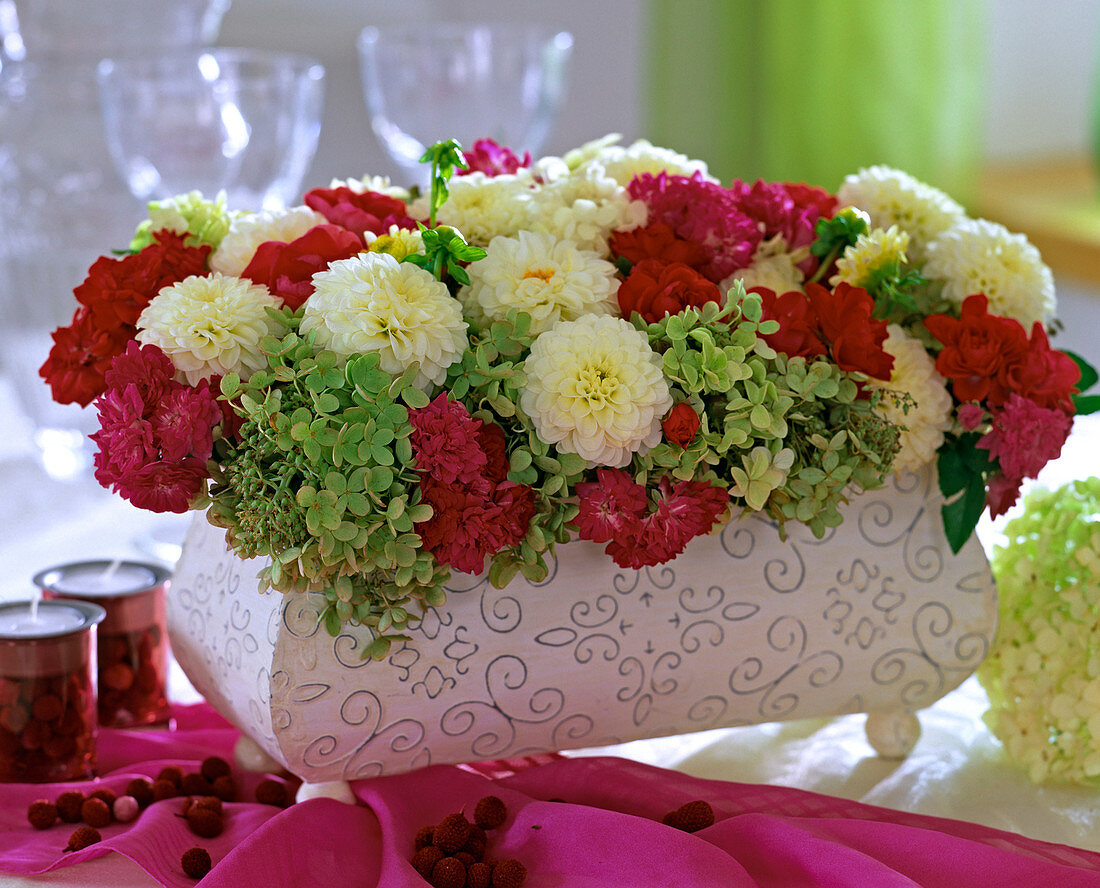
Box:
1;704;1100;887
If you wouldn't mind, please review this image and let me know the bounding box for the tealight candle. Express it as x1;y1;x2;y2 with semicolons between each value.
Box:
36;560;172;728
0;599;105;783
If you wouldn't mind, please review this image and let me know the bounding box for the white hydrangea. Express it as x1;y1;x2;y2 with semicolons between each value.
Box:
837;165;965;262
302;253;467;389
527;162;646;256
415;170;536;246
724;235;805;295
209;205;328;276
866;324;954;476
923;218;1056;328
137;273;282;385
520;315;672;467
564;135;717;185
461;231;619;334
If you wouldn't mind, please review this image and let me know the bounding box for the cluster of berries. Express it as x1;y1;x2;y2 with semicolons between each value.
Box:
25;754;294;879
411;795;527;888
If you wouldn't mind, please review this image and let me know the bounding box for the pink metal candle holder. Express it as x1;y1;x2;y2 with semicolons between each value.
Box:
0;600;106;782
36;560;172;728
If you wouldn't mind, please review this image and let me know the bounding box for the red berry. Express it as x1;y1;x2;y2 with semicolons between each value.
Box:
181;846;212;879
200;755;231;782
491;858;527;888
26;800;57;830
411;845;444;877
434;812;471;854
63;826;101;853
474;795;507;831
430;856;467;888
80;797;111;829
55;790;84;823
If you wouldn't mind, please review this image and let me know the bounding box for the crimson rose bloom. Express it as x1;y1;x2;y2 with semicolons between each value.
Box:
924;294;1029;405
304;186;417;237
39;230;211;406
998;322;1080;413
609;222;709;270
662;402;700;447
805;282;893;380
242;224;363;310
755;287;827;360
617;259;721;323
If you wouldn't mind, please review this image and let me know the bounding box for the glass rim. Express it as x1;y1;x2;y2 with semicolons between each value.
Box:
33;560;171;600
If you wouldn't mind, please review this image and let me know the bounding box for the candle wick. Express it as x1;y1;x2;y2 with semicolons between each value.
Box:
100;559;123;584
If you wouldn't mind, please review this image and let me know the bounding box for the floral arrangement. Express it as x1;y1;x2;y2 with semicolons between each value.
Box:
978;477;1100;783
40;134;1095;656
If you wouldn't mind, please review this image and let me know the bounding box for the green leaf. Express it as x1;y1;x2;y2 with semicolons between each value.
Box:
1066;349;1099;393
941;480;987;555
1073;393;1100;415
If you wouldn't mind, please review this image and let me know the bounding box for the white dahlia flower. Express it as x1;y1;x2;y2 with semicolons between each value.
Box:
867;324;954;476
520;315;672;467
837;166;965;261
416;170;536;246
461;231;619;334
136;273;282;385
923;218;1055;328
724;235;806;295
302;253;467;389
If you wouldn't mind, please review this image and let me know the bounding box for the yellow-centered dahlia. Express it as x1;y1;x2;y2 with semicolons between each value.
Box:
136;273;282;385
520;315;672;467
302;252;467;389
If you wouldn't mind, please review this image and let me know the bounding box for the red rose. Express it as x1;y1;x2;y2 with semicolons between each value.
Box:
924;294;1029;405
662;402;700;448
610;223;709;270
477;422;510;487
39;307;132;407
755;287;827;360
617;259;721;323
805;282;893;380
241;224;363;310
304;186;417;237
998;322;1080;412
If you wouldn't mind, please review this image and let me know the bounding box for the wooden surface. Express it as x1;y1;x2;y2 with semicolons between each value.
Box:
975;155;1100;289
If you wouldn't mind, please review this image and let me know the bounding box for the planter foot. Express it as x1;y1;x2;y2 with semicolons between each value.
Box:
296;779;356;805
865;711;921;759
234;735;282;774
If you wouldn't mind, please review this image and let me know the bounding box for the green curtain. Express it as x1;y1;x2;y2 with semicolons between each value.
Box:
643;0;987;206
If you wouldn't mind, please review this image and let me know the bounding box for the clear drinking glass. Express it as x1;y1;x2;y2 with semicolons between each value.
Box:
97;48;326;212
357;22;573;185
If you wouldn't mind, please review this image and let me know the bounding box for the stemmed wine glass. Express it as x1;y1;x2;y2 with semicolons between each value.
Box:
357;22;573;186
97;47;326;212
94;48;325;562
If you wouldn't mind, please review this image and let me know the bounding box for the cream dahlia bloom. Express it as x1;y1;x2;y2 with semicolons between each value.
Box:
831;226;910;288
837;166;965;261
923;218;1055;328
209;205;328;276
724;235;805;295
137;273;282;385
462;231;619;334
302;253;467;389
520;315;672;467
867;324;953;476
417;171;536;246
528;162;647;255
564;135;717;185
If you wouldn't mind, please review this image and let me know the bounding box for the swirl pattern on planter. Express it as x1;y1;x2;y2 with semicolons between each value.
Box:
166;466;997;783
